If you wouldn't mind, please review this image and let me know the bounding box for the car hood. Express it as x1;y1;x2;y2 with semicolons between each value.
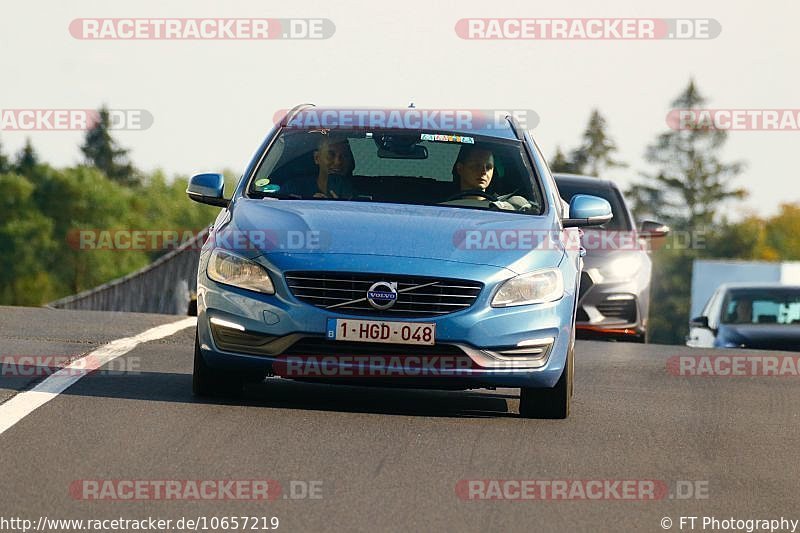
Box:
225;199;565;274
720;324;800;351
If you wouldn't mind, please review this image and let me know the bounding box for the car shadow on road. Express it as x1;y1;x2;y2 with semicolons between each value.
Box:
62;371;519;418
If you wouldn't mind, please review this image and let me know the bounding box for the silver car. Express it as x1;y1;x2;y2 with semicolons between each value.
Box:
554;174;669;343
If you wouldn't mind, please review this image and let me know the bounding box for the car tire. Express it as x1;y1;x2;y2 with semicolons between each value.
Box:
192;333;244;397
519;336;573;419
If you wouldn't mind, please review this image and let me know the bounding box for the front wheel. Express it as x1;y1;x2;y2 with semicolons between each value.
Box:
192;333;245;397
518;342;573;419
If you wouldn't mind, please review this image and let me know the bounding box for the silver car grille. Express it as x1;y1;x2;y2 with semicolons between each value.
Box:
596;299;637;322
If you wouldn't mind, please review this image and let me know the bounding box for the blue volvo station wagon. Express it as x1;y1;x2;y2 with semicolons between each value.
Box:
186;106;612;418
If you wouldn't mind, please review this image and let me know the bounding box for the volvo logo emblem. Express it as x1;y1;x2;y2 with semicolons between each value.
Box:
366;281;398;310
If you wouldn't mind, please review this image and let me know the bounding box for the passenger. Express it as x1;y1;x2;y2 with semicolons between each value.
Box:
284;134;355;199
312;134;355;198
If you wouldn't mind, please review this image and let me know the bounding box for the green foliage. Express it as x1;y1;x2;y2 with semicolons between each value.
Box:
0;173;58;304
621;80;751;344
648;246;696;345
129;170;224;261
2;100;797;350
549;109;626;177
80;106;138;186
762;204;800;260
0;137;11;173
626;80;746;229
549;146;579;173
648;203;800;344
705;206;800;262
34;165;152;294
570;109;627;177
13;138;40;178
0;125;225;306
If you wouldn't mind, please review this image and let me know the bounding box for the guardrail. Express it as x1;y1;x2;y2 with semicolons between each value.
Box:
47;230;207;316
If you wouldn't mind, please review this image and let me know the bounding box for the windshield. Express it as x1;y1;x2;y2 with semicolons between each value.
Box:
247;129;544;215
555;180;632;231
721;288;800;325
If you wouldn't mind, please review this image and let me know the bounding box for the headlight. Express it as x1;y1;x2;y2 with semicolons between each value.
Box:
600;254;643;280
207;249;275;294
491;269;564;307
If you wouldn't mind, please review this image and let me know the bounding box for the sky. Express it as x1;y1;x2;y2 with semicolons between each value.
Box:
2;0;799;219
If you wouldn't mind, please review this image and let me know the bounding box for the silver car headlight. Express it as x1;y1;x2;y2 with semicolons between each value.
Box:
491;269;564;307
207;249;275;294
600;254;643;281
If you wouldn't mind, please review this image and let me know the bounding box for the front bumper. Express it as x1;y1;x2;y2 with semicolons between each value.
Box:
574;268;647;339
196;267;575;389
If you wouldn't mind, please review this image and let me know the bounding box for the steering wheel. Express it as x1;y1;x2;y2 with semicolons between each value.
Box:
443;190;497;202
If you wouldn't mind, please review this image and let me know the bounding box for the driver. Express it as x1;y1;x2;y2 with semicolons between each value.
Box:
732;298;753;324
452;144;495;200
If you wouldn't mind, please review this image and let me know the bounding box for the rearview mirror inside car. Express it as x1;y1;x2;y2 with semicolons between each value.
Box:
374;133;428;159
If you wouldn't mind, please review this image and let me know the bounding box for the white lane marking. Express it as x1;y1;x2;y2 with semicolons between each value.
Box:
0;317;196;436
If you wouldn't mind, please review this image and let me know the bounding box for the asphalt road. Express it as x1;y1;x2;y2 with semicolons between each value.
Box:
0;306;798;533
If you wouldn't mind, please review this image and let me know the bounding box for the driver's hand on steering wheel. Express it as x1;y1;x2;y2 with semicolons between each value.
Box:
312;190;340;199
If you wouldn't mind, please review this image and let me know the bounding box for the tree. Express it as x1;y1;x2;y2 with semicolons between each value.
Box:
548;110;625;177
13;138;40;177
626;182;667;223
32;166;149;294
763;203;800;260
0;137;10;173
704;216;773;260
549;146;578;173
80;106;138;186
0;173;58;305
628;80;748;346
626;80;746;230
569;109;626;177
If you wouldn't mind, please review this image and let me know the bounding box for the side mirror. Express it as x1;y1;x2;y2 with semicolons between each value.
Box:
689;316;710;329
639;220;670;238
187;173;229;207
563;194;613;228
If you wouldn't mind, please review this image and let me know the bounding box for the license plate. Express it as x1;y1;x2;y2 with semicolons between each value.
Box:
326;318;436;345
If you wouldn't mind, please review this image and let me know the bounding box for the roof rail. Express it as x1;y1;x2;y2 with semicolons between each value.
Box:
506;113;523;140
282;103;316;125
